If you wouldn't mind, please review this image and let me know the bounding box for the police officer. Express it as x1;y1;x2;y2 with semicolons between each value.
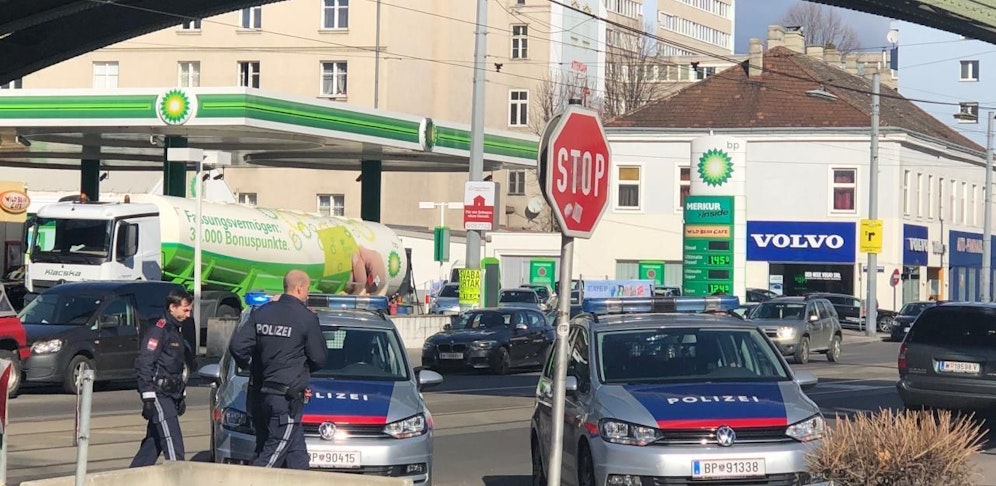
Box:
230;270;326;469
130;289;191;467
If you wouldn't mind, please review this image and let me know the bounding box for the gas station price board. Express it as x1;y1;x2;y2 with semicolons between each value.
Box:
683;196;734;296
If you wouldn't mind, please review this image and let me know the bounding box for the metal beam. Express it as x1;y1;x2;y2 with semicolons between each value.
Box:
808;0;996;43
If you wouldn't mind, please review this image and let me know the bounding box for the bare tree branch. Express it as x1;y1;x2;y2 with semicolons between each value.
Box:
603;22;670;118
783;3;860;55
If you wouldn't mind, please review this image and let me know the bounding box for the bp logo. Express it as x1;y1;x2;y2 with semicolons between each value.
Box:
156;89;197;125
419;117;437;151
387;250;402;278
697;148;734;187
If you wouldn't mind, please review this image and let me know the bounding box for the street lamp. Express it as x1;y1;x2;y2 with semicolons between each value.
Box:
418;201;462;227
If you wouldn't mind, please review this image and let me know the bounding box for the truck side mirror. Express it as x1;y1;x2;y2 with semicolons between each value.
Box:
116;223;139;262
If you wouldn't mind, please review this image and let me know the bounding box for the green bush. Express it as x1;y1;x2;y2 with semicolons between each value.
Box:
807;408;987;485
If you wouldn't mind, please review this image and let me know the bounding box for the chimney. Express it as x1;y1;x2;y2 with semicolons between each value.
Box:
784;26;805;53
825;46;841;65
807;45;824;59
767;25;785;49
845;55;858;75
748;38;764;77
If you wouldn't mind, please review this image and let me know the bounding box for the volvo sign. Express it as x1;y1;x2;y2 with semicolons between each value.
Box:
746;221;856;263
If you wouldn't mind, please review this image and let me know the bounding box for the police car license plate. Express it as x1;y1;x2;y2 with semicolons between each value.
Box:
439;352;464;360
938;360;980;374
309;450;361;468
691;458;765;479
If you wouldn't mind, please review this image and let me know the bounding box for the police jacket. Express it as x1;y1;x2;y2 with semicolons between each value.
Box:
136;313;187;402
229;294;327;393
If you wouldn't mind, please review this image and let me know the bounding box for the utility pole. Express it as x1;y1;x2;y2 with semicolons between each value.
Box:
982;112;993;302
466;0;487;270
866;72;880;337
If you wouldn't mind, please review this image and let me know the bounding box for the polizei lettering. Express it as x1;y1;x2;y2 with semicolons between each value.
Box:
666;395;761;404
256;323;293;337
750;234;845;249
314;392;370;401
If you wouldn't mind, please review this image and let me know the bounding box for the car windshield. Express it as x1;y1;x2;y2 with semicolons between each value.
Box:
451;311;512;330
19;293;104;325
437;285;459;298
900;302;933;316
316;327;409;381
908;307;996;348
501;290;537;303
29;218;112;264
750;302;806;320
596;327;789;384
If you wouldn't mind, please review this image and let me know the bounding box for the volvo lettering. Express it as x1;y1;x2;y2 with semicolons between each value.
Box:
750;234;845;249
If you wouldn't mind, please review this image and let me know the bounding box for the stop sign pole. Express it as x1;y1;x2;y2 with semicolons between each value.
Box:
538;104;611;486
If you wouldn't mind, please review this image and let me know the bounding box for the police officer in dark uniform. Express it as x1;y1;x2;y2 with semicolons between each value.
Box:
130;289;191;467
230;270;326;469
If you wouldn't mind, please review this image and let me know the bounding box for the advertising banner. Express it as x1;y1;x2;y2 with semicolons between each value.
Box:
581;279;654;298
458;268;482;307
529;259;556;287
638;261;665;286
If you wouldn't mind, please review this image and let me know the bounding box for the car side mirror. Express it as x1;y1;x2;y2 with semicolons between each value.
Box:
565;375;579;394
417;369;444;390
443;323;452;331
794;370;818;391
515;323;528;332
197;363;221;382
809;314;819;322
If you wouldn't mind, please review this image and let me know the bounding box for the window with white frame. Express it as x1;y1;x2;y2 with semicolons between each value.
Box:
240;6;261;29
0;79;22;89
238;61;260;88
678;166;691;210
238;193;258;206
949;180;957;222
511;25;528;59
318;194;345;217
321;61;348;97
916;173;924;217
616;166;641;209
938;177;946;221
961;60;980;81
93;62;119;88
509;90;528;126
508;170;526;195
961;181;968;224
831;168;856;212
178;61;200;87
927;175;934;219
323;0;348;29
903;170;911;215
972;184;978;225
180;18;202;30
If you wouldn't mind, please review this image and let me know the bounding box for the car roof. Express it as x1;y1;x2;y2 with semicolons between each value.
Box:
313;308;396;330
934;301;996;309
40;280;182;295
764;296;808;303
584;312;761;332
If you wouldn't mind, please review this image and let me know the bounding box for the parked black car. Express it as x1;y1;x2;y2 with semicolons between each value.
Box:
890;300;942;342
422;308;553;374
20;280;187;393
746;288;778;302
898;303;996;411
806;292;898;332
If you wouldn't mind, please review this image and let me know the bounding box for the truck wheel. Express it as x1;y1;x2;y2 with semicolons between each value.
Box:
217;305;239;318
0;351;22;398
63;355;94;395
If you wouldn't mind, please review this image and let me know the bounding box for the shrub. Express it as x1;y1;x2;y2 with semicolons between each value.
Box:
807;408;987;485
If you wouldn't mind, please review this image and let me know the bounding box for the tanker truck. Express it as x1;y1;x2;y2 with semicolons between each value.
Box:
24;194;408;346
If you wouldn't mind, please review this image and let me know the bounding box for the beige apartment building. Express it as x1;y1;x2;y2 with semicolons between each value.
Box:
9;0;735;230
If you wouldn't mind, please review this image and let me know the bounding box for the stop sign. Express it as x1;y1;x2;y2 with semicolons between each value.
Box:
539;106;611;239
890;269;901;287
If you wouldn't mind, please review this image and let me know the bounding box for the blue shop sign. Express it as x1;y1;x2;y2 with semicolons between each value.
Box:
903;224;928;266
746;221;855;263
948;230;996;267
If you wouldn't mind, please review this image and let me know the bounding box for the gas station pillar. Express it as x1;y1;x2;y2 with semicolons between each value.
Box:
80;159;100;202
361;159;382;222
163;136;188;197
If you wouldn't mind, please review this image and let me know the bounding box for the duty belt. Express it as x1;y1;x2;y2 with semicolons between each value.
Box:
155;376;183;394
261;381;305;400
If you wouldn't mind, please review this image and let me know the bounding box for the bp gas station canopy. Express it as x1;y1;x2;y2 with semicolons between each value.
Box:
0;87;539;221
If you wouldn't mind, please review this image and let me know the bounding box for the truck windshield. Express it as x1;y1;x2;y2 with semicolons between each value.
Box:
30;218;112;264
19;293;105;326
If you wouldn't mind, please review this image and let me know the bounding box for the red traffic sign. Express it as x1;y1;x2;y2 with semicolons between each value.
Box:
463;181;496;231
890;269;901;287
539;105;611;239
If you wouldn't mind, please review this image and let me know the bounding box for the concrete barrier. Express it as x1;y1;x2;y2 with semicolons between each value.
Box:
20;461;414;486
391;314;450;349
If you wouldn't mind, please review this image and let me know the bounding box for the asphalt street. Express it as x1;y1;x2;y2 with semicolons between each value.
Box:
3;332;996;485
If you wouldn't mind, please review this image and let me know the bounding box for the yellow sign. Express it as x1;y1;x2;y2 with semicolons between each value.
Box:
458;268;482;306
859;219;883;254
0;181;29;223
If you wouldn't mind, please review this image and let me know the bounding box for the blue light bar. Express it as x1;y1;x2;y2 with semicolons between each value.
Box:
307;295;390;311
244;292;273;307
582;296;741;315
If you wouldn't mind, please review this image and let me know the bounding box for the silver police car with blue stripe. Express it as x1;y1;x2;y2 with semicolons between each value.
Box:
199;294;443;484
531;296;828;486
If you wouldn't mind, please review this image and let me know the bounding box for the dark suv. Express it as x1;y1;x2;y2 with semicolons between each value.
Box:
806;292;897;332
897;303;996;410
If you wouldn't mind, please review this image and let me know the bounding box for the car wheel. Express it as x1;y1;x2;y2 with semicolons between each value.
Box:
793;337;810;365
490;347;511;375
878;316;895;333
531;433;546;486
827;335;842;363
577;442;596;486
63;355;95;395
0;350;22;398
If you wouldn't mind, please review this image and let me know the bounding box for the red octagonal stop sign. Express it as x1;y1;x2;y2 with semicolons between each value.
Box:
540;106;611;239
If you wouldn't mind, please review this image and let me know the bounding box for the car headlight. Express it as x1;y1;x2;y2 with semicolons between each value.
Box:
777;326;796;339
31;339;63;354
786;414;825;442
422;341;434;350
221;407;255;435
599;419;660;446
472;340;498;350
383;413;427;439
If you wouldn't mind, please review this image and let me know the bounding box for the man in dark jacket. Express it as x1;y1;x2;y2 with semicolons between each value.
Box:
229;270;326;469
130;289;191;467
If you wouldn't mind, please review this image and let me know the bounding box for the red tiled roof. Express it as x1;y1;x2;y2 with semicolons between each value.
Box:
608;46;982;152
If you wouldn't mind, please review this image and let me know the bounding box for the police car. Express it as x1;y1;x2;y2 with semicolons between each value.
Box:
531;296;828;486
198;294;443;484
